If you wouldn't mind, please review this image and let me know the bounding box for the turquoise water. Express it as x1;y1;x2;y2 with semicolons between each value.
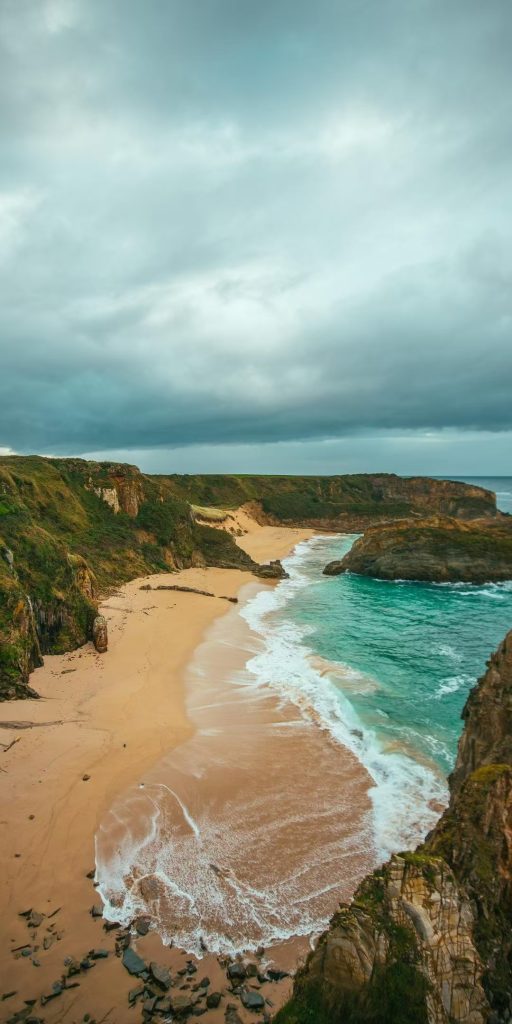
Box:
290;535;512;775
242;530;512;857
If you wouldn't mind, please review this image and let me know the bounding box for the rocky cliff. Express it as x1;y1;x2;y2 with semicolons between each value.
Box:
0;459;501;700
276;630;512;1024
0;457;255;700
324;516;512;583
165;474;498;529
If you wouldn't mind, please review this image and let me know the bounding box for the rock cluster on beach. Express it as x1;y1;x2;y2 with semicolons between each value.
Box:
254;560;289;579
4;889;293;1024
275;628;512;1024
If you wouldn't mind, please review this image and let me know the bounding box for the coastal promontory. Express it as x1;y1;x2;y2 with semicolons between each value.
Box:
324;515;512;583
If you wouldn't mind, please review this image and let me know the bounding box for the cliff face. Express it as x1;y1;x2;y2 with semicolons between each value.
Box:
165;473;497;529
0;459;502;700
0;457;254;700
324;516;512;583
450;630;512;795
276;630;512;1024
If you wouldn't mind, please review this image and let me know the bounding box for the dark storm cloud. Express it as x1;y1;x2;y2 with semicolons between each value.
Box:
1;0;511;456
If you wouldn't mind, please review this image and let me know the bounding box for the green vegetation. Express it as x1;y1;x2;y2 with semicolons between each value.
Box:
164;472;496;523
0;457;499;699
0;456;254;698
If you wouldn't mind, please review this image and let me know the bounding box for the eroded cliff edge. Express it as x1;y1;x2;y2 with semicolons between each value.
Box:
1;459;498;699
324;515;512;584
275;630;512;1024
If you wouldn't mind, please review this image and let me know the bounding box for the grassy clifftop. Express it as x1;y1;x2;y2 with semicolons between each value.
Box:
0;458;499;699
163;472;497;526
324;515;512;583
0;457;254;698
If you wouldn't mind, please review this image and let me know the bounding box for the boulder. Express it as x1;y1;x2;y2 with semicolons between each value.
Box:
149;962;172;990
206;992;222;1009
227;962;247;981
122;947;146;976
240;988;265;1010
92;615;108;653
254;560;289;580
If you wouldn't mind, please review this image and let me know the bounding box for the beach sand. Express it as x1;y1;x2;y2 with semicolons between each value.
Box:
0;520;372;1022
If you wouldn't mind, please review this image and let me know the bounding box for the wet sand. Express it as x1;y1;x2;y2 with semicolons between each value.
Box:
96;583;374;955
0;520;372;1022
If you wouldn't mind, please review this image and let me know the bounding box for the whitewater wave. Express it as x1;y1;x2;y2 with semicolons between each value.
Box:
240;537;447;861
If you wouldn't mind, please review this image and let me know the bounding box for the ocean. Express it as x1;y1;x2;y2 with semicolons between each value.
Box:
96;476;512;955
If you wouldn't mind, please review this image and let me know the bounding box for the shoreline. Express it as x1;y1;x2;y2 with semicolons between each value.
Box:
0;521;325;1020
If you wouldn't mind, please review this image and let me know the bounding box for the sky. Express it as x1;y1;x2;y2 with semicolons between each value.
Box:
1;0;511;475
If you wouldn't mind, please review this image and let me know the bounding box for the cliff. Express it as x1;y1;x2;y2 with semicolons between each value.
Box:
164;473;497;529
324;516;512;583
0;459;500;700
276;630;512;1024
0;457;255;699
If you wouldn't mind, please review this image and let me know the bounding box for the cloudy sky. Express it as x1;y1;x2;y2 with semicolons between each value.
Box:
1;0;511;474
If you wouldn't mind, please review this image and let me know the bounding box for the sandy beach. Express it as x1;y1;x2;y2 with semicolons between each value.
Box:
0;519;372;1022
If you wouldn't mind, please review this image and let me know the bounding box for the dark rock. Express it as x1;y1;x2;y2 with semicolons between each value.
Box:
143;996;158;1014
89;949;108;960
149;962;171;991
122;947;147;976
128;985;145;1005
90;904;103;917
66;958;81;976
227;962;246;981
92;615;108;653
198;976;210;988
171;992;197;1015
27;911;44;929
135;916;151;936
224;1005;244;1024
156;996;172;1014
267;968;289;981
240;988;265;1011
254;560;289;580
245;962;258;977
206;992;221;1009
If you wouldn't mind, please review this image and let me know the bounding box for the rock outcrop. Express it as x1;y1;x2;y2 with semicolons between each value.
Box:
276;629;512;1024
450;629;512;796
0;456;255;698
254;559;289;579
92;614;108;653
166;473;498;528
0;457;503;699
324;516;512;583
